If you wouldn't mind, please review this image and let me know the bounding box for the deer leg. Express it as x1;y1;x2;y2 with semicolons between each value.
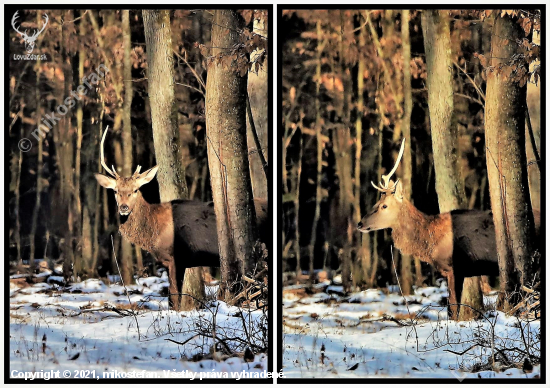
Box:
164;257;179;310
446;270;459;320
455;272;465;319
176;263;187;308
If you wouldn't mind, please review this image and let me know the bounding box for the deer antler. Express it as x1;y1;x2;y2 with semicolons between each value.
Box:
11;11;29;40
131;165;142;178
371;137;405;193
100;126;120;178
30;13;48;40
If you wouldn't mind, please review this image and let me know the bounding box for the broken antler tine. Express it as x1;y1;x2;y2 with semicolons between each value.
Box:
388;178;400;192
132;165;142;177
100;126;117;178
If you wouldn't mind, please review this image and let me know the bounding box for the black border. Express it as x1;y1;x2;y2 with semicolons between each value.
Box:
277;4;545;383
5;4;273;384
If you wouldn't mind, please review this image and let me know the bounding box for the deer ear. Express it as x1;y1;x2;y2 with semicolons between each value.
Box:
137;165;159;187
94;173;117;189
393;180;404;202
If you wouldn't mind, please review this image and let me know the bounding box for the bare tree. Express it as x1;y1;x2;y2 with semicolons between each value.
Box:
205;10;259;301
120;9;134;284
247;12;268;200
485;12;537;311
400;9;413;295
422;9;482;320
143;9;205;310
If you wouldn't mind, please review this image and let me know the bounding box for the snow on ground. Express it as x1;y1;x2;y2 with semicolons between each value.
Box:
9;275;268;379
283;281;540;379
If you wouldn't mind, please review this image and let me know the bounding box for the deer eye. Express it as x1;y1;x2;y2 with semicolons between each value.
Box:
134;190;138;194
382;205;387;209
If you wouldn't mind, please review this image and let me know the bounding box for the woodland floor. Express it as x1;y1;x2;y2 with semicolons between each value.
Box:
9;271;268;380
282;277;540;379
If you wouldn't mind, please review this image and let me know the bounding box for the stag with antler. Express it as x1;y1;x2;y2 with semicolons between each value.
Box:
95;127;268;309
12;11;49;54
357;138;540;319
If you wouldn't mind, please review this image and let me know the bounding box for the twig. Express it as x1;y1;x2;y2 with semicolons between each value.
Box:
453;61;486;101
173;50;206;91
111;235;142;339
525;107;541;170
246;92;268;178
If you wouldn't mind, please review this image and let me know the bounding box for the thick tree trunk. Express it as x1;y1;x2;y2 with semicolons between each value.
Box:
77;14;93;276
485;13;536;312
422;10;465;209
247;13;268;200
205;10;259;302
400;10;413;296
120;10;135;284
422;10;482;320
143;10;205;309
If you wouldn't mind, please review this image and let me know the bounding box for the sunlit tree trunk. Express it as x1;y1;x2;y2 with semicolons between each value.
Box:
485;13;536;311
422;9;482;320
205;10;258;301
399;9;413;296
247;12;268;200
120;10;135;284
143;10;205;309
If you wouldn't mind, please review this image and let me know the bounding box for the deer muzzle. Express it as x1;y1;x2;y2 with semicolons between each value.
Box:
119;204;130;215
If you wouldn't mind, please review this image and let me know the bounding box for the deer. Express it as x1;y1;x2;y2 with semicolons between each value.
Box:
357;138;539;320
94;127;267;309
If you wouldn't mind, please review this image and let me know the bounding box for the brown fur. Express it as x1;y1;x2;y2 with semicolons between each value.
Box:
391;201;453;273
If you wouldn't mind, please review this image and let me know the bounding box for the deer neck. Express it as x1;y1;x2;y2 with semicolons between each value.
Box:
119;194;163;252
391;200;446;265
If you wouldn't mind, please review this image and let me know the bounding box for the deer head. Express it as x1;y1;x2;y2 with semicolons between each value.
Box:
12;11;49;54
357;138;406;232
94;127;158;216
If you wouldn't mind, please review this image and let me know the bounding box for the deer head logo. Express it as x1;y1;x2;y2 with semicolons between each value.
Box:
11;11;49;54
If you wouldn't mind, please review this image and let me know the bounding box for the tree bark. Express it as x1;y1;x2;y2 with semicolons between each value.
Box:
205;10;259;302
28;10;43;274
399;10;413;296
247;13;268;200
485;13;536;312
309;20;324;287
143;10;205;309
422;10;482;320
120;10;134;285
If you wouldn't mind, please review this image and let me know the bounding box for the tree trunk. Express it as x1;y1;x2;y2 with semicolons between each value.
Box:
247;13;268;200
399;10;413;296
485;13;536;312
120;10;134;285
59;11;75;282
28;10;44;274
143;10;205;309
422;10;482;320
309;20;324;287
205;10;259;302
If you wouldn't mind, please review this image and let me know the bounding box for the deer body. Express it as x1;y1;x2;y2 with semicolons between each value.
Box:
358;139;538;319
95;127;267;309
